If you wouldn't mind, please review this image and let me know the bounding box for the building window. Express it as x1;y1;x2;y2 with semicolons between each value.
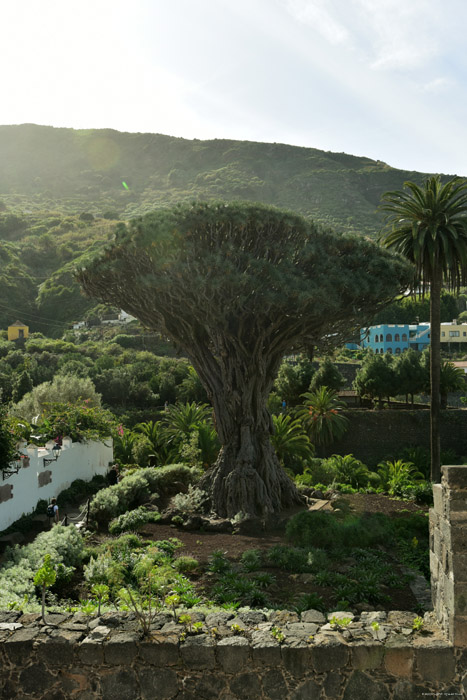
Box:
395;347;401;354
395;334;400;341
386;334;392;342
464;332;466;337
402;333;407;341
387;347;393;354
449;331;460;337
374;335;378;343
442;332;445;337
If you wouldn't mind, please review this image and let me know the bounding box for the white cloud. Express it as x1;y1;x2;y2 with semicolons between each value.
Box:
419;77;453;94
283;0;351;45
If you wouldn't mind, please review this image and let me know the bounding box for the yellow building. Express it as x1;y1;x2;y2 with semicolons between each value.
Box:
440;321;467;345
7;321;29;341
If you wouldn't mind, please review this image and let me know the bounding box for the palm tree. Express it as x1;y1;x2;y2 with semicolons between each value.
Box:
380;176;467;481
298;387;349;454
270;414;314;469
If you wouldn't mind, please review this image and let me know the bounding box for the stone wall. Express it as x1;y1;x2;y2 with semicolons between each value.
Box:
332;409;467;465
430;465;467;647
0;607;464;699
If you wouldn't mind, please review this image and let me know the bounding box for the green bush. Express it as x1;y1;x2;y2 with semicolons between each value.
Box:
0;525;85;609
286;511;393;551
141;464;201;495
173;556;199;573
108;507;160;535
89;472;151;524
295;458;335;487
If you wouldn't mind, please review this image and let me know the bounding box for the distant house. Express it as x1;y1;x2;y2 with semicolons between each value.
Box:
440;320;467;350
358;322;431;354
7;320;29;341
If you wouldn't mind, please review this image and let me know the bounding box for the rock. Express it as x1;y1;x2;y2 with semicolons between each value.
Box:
204;519;233;533
183;515;209;531
301;609;326;624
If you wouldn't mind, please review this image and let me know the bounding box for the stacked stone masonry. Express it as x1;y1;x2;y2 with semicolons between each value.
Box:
430;465;467;647
0;608;465;699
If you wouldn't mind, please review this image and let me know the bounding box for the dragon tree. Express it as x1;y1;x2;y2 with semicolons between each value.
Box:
77;202;412;518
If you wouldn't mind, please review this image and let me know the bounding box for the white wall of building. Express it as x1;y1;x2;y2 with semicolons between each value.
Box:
0;439;113;531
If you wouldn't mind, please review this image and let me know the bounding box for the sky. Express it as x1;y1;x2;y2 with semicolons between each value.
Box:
2;0;467;175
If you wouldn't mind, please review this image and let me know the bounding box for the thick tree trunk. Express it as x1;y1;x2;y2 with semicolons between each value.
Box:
430;268;442;483
194;348;304;519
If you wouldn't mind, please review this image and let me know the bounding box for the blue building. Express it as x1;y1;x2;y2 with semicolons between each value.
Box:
359;323;431;354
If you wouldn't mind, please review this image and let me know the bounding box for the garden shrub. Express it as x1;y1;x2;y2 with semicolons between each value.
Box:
295;458;336;487
142;464;201;495
108;506;160;535
171;485;206;513
83;553;126;589
0;525;85;609
56;475;105;507
173;556;199;573
89;472;151;524
266;545;311;572
286;511;393;551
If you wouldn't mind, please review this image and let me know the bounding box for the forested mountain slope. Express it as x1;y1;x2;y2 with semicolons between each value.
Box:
0;124;447;335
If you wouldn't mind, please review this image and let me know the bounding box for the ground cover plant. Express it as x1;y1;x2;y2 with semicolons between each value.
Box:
0;491;427;619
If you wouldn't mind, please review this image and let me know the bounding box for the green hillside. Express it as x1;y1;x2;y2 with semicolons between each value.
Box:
0;124;442;335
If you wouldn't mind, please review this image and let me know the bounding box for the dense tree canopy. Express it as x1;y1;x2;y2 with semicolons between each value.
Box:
78;201;412;517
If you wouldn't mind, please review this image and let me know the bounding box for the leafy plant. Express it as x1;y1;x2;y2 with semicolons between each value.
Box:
241;549;263;573
298;387;349;447
108;506;160;535
173;556;199;573
34;554;57;624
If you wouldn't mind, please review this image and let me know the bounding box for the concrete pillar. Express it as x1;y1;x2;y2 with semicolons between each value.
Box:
430;465;467;645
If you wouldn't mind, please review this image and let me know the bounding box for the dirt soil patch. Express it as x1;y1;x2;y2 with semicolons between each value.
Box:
138;494;429;613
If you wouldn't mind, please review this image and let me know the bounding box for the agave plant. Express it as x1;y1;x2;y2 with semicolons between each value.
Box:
298;387;349;450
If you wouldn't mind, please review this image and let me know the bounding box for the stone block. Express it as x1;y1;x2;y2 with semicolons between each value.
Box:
429;550;439;581
262;669;289;700
343;670;389;700
290;678;320;700
100;668;138;700
216;636;250;673
324;671;343;698
451;553;467;582
139;638;179;666
449;614;467;646
4;628;38;664
415;644;456;681
351;642;384;670
310;639;349;672
35;635;82;666
138;667;178;700
179;635;216;669
77;641;105;665
301;609;326;624
443;465;467;488
229;672;262;700
281;645;311;677
432;484;444;515
103;633;138;665
251;641;282;667
429;509;439;538
384;647;413;678
19;662;56;697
